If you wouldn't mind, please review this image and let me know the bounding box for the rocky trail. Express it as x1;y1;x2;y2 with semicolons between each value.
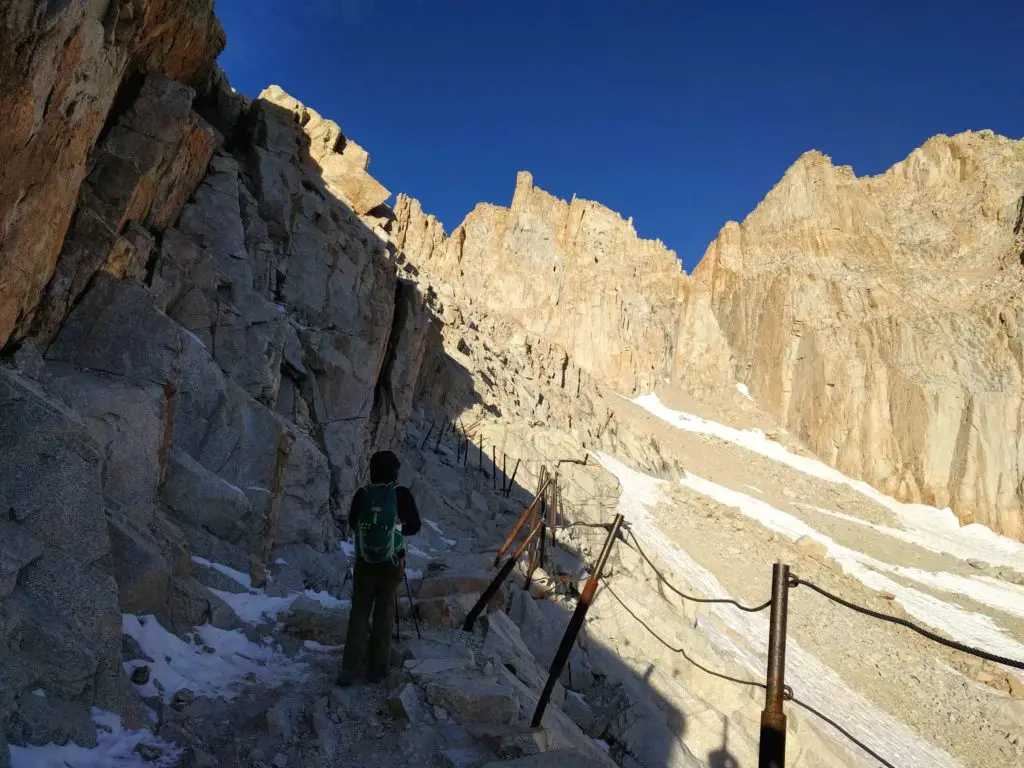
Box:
3;4;1024;766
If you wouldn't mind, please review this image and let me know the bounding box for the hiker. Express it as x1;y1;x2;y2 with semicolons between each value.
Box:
338;450;421;685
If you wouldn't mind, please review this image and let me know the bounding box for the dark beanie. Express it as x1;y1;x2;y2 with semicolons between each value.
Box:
368;450;400;484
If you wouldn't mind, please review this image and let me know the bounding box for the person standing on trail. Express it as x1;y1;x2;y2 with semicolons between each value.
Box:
338;450;421;686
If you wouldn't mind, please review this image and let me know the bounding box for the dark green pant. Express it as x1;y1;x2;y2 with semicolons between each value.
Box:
341;558;402;678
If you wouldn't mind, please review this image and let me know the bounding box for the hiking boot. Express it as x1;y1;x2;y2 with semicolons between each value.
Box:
336;671;357;688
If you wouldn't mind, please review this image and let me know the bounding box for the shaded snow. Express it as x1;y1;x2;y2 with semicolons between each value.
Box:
212;586;350;625
9;709;182;768
190;555;252;589
629;393;1024;570
594;451;960;768
122;615;305;702
425;519;457;546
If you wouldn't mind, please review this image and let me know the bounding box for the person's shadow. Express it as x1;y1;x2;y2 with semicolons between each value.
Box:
708;716;740;768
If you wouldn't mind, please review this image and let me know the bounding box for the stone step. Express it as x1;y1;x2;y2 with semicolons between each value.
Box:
479;749;594;768
464;723;552;758
423;674;519;725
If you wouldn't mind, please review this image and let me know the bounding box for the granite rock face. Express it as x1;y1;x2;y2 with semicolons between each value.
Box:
693;133;1024;538
0;0;224;347
0;10;429;748
395;134;1024;539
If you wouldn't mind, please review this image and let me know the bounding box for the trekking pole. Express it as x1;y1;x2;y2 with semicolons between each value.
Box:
395;594;401;642
404;572;421;639
531;514;625;727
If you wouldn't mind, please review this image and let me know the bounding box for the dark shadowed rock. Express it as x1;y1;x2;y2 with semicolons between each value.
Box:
5;692;96;748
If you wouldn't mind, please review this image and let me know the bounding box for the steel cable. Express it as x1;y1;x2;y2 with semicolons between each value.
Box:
629;531;772;613
791;575;1024;670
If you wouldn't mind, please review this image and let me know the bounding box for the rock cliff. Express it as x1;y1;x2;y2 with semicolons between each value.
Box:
1;2;1023;764
0;4;432;752
394;134;1024;540
694;133;1024;539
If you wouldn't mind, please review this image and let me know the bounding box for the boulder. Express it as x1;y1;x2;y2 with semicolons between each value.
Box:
440;745;494;768
282;596;349;645
423;675;518;725
415;597;458;629
0;370;108;562
269;542;345;596
405;658;475;682
44;368;167;526
4;693;96;748
12;551;121;709
482;611;564;703
106;515;172;620
190;559;250;595
479;750;595;768
309;698;338;758
563;692;595;734
387;683;426;725
465;724;552;758
162;451;253;545
418;570;494;600
0;522;43;599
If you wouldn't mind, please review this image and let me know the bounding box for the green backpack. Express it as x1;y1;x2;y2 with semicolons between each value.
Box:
356;484;403;564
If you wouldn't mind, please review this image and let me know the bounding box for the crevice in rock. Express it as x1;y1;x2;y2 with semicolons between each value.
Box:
94;69;145;152
369;277;411;429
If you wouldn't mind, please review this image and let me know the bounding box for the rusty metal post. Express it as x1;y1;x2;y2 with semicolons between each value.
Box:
464;517;545;631
492;446;497;488
759;562;791;768
434;419;446;452
479;440;484;472
493;475;551;567
419;421;435;450
501;454;507;494
505;459;521;498
531;513;624;727
549;474;558;550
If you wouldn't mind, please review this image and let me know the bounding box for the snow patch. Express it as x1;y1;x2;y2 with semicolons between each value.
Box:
629;393;1024;570
30;688;45;698
736;383;753;401
407;544;435;560
9;709;182;768
122;615;305;702
303;640;341;653
213;587;350;625
339;539;356;557
190;556;252;589
425;518;457;546
677;471;1024;661
594;452;960;768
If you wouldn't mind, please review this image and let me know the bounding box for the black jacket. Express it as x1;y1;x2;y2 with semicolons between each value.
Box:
348;485;421;538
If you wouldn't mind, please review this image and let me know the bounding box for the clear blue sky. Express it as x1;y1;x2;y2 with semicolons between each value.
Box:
215;0;1022;271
